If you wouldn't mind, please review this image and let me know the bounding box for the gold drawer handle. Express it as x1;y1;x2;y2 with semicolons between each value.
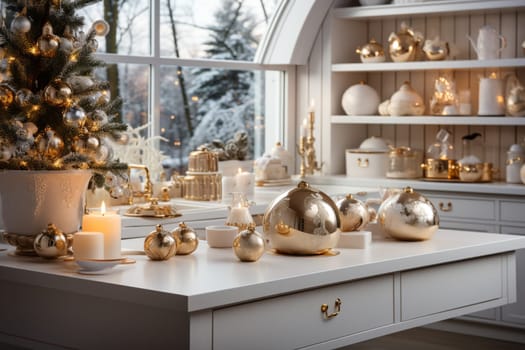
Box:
321;298;342;320
356;158;369;168
439;202;453;212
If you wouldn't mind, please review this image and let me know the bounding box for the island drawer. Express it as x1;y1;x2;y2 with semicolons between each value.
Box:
500;200;525;224
212;274;394;350
424;194;496;221
400;255;503;321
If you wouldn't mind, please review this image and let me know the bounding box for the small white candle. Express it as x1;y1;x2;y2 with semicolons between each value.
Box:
73;231;104;260
82;201;122;259
301;118;308;138
235;168;254;196
222;176;237;197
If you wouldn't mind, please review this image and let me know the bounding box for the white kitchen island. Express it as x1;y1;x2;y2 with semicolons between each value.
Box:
1;229;524;350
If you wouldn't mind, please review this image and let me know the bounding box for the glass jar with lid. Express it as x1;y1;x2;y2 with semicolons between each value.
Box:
386;147;423;179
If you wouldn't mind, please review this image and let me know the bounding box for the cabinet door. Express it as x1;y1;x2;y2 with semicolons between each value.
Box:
439;220;497;233
501;226;525;326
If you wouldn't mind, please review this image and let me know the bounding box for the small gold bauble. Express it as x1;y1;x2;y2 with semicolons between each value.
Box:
233;223;265;262
144;224;177;260
171;222;199;255
336;194;370;232
44;80;72;106
33;223;68;259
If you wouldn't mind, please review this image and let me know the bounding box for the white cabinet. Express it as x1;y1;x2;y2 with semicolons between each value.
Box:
306;0;525;337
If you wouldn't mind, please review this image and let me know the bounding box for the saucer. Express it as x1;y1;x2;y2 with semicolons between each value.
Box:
75;258;124;272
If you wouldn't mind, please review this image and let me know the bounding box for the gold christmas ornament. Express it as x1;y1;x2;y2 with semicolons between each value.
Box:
67;76;95;93
144;224;177;260
33;223;68;259
262;181;341;255
171;222;199;255
336;194;370;232
0;84;15;107
92;19;110;36
233;223;265;262
378;187;439;241
37;22;60;58
44;129;64;159
44;80;72;106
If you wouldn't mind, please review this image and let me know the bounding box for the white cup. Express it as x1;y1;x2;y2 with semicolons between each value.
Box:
206;226;238;248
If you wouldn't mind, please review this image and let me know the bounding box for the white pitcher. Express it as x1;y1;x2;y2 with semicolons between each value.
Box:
467;25;506;60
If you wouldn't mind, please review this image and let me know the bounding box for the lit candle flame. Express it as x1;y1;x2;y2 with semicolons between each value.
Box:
101;201;106;216
237;167;242;174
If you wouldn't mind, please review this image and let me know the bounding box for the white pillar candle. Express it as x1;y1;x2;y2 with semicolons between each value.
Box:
235;169;255;196
82;202;122;259
221;176;237;198
73;231;104;260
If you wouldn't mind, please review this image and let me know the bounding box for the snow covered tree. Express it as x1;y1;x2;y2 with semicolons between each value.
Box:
188;0;257;157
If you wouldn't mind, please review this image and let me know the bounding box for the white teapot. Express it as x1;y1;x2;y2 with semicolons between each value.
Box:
467;25;506;60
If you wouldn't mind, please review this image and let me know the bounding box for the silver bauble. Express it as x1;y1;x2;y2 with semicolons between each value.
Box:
262;181;341;255
377;187;439;241
144;224;177;260
336;194;370;232
233;224;265;262
33;223;68;259
10;14;31;34
86;136;100;150
94;143;112;163
67;76;95;93
44;80;72;106
171;222;199;255
15;88;33;107
91;110;109;127
63;105;87;128
109;185;125;199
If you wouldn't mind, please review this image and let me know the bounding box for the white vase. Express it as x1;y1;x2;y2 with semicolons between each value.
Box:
0;170;92;235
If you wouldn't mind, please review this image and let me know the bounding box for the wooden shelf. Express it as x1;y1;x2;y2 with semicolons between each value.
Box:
332;58;525;72
331;115;525;126
332;0;524;20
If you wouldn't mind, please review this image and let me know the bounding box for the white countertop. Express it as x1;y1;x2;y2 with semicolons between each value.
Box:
1;229;524;312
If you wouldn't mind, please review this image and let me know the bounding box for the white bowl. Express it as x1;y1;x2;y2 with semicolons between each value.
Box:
206;226;238;248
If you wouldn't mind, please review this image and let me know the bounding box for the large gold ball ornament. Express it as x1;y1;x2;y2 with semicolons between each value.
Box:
233;223;265;262
44;80;72;106
262;181;341;255
171;222;199;255
377;187;439;241
144;224;177;260
33;223;68;259
336;194;370;232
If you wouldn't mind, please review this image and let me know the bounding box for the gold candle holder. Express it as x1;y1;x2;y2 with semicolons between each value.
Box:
297;109;322;177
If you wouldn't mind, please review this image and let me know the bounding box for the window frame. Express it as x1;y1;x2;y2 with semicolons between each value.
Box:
94;0;295;167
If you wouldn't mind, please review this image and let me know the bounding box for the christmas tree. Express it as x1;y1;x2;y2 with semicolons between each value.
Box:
0;0;127;174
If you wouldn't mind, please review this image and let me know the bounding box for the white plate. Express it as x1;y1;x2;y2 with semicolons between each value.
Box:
75;258;124;272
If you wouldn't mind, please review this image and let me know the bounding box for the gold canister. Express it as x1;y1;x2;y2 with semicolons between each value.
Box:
356;38;385;63
458;163;484;182
188;148;218;172
421;158;458;179
182;173;222;201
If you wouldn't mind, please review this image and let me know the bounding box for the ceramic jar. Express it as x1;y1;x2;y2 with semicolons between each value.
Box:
423;36;449;61
506;144;524;183
345;136;390;178
387;82;425;116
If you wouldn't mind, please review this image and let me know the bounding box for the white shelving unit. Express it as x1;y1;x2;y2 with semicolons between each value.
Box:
304;0;525;337
319;0;525;187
